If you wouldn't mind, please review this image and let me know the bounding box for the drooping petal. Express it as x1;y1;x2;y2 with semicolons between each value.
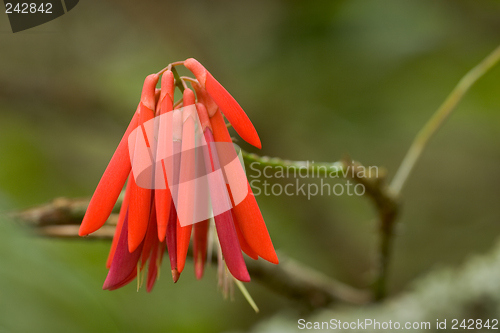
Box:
79;109;139;236
176;89;196;273
128;164;152;253
210;110;278;264
106;177;132;269
166;200;179;282
140;197;158;270
228;183;278;264
155;181;171;241
232;210;258;260
166;128;183;282
184;58;261;149
142;200;161;293
176;205;194;274
103;212;144;290
128;100;156;252
193;219;209;279
155;70;175;241
214;211;250;282
106;270;137;291
203;127;250;282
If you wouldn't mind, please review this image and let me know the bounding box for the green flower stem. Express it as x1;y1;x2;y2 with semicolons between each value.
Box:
171;66;185;93
242;152;346;178
390;45;500;196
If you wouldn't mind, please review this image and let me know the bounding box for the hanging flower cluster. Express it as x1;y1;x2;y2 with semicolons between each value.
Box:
79;59;278;292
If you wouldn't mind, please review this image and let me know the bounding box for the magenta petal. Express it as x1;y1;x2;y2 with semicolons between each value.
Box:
214;210;250;282
103;212;144;290
203;128;250;282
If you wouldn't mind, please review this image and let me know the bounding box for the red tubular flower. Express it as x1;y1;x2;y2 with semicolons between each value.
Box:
82;59;278;294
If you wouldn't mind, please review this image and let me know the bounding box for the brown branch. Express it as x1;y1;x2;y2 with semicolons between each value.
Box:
10;196;370;308
341;158;399;301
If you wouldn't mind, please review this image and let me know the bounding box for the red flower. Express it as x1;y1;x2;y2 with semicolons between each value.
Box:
80;59;278;292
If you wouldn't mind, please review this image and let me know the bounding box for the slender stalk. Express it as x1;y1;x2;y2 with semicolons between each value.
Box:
372;45;500;301
390;45;500;196
171;67;185;93
156;61;184;76
242;152;345;178
180;76;198;85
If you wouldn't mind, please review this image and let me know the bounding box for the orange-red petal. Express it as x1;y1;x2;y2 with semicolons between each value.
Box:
106;177;132;269
158;70;175;115
184;58;261;148
155;70;175;241
203;127;250;282
210;110;278;264
141;73;160;111
103;213;144;290
176;89;196;273
140;197;158;270
128;103;155;252
233;210;258;260
79;109;139;236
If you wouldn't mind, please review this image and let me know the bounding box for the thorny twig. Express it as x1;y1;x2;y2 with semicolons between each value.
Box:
340;159;398;301
243;152;399;301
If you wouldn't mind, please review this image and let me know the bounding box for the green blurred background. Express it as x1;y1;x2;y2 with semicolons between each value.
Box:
1;0;500;332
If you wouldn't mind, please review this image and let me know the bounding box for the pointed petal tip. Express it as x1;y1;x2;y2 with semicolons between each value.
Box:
263;254;279;265
195;261;204;280
102;279;111;290
157;230;166;243
234;273;251;283
77;227;88;237
127;238;142;253
171;269;180;283
79;215;100;237
205;74;262;148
